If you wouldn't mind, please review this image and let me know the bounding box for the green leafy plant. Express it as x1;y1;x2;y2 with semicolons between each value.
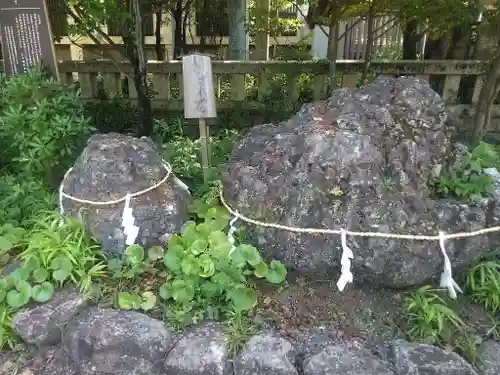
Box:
403;285;482;366
159;206;287;325
224;310;258;356
0;67;93;183
0;175;56;227
404;286;465;343
436;142;499;201
0;224;26;268
107;244;165;312
161;129;240;189
18;212;107;293
467;256;500;313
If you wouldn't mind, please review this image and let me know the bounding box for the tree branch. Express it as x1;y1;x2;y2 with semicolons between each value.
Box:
67;6;134;80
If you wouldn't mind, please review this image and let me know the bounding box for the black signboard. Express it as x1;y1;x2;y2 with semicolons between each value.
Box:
0;0;59;79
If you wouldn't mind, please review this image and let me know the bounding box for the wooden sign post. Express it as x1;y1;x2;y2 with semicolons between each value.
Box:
182;54;217;182
0;0;59;79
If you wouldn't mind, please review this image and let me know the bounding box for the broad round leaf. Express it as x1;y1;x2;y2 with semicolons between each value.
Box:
50;256;73;272
7;280;32;308
266;260;287;284
118;292;140;310
7;290;29;308
181;254;200;276
32;268;49;283
125;244;145;264
167;234;183;249
253;262;269;278
52;268;70;282
0;236;13;252
141;291;157;311
164;245;184;272
158;283;171;300
24;256;41;271
238;244;262;266
147;246;164;261
171;279;195;304
181;223;198;247
196;223;211;239
228;286;258;312
0;289;5;303
229;247;247;268
190;239;208;255
198;254;215;278
209;231;232;257
32;282;54;302
205;207;230;231
8;267;30;283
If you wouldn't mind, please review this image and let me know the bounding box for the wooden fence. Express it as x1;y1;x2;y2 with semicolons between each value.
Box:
13;59;499;127
341;15;403;59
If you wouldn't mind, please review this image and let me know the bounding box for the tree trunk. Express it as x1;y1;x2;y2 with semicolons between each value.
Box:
327;3;340;87
182;7;189;55
154;11;165;60
228;0;249;59
124;0;154;137
172;0;183;59
472;53;500;145
360;1;374;85
254;0;270;60
402;19;418;59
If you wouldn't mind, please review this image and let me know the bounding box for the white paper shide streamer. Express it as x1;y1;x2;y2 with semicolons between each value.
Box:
439;231;462;299
122;193;140;245
227;214;238;256
337;228;354;292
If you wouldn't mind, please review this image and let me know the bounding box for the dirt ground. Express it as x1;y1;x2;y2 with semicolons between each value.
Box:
257;278;494;346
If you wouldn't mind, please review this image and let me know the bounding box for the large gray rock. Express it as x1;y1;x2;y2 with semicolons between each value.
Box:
62;133;191;254
302;341;394;375
392;339;478;375
234;332;298;375
477;340;500;375
222;76;500;287
164;322;232;375
63;307;176;375
13;287;89;346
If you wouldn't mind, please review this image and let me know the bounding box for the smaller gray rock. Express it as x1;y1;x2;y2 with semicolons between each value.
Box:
234;332;298;375
13;287;89;345
302;341;394;375
288;326;342;363
64;307;176;375
164;322;232;375
392;339;478;375
477;340;500;375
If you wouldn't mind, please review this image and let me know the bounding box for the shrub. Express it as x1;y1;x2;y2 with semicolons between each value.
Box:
161;128;240;191
0;67;93;184
436;142;498;201
0;175;56;227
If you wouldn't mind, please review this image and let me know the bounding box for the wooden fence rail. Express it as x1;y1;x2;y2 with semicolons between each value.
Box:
4;59;496;123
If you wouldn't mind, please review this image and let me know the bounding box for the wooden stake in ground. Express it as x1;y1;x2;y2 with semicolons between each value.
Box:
182;54;217;182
